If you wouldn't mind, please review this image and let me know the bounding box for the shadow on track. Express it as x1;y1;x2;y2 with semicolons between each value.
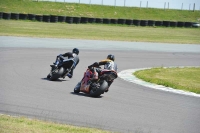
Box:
41;78;68;82
70;92;103;98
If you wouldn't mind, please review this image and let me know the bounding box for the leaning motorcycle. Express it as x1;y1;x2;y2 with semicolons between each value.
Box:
74;67;118;97
47;56;76;81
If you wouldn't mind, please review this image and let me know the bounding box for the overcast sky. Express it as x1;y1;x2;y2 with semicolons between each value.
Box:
47;0;200;10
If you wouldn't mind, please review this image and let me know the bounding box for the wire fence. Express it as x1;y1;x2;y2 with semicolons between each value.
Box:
35;0;200;11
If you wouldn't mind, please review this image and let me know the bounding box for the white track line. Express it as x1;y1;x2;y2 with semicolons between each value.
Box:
118;67;200;98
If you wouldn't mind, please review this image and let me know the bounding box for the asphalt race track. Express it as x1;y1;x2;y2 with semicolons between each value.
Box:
1;36;200;133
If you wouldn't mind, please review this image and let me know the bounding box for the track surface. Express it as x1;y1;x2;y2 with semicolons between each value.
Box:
1;36;200;133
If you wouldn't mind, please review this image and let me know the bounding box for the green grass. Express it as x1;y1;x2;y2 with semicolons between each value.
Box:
134;67;200;94
1;20;200;44
0;114;111;133
0;0;200;22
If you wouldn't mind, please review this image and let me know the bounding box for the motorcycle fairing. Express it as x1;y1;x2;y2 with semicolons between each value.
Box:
80;69;98;93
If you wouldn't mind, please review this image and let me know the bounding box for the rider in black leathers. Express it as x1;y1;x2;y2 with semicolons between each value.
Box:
53;48;79;78
88;54;117;92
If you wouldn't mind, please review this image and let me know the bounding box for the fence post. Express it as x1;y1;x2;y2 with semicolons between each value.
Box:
168;2;169;9
79;0;80;4
102;0;103;5
193;3;195;12
181;3;183;10
140;1;142;9
124;0;126;7
146;1;148;8
114;0;116;8
164;2;166;10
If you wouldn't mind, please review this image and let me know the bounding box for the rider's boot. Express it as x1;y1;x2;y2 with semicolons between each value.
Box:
67;73;72;78
105;88;109;92
67;69;73;79
62;73;72;79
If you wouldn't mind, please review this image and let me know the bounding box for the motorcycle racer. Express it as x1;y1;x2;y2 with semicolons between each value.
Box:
88;54;118;92
52;48;80;78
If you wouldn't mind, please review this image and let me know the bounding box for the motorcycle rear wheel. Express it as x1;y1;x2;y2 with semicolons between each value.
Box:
50;67;64;81
89;80;108;97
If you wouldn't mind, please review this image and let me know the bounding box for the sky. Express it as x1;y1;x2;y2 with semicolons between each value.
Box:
45;0;200;10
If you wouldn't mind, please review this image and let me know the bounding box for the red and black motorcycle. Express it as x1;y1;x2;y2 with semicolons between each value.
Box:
74;67;118;97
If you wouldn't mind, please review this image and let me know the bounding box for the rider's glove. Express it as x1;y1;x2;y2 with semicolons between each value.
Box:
88;65;92;69
93;62;99;67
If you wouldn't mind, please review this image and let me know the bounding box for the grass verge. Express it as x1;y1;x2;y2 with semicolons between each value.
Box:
133;67;200;94
0;20;200;44
0;114;111;133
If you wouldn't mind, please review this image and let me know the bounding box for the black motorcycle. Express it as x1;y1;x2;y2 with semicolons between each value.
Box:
47;56;76;81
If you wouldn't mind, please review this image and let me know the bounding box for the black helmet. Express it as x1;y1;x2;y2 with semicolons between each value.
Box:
72;48;79;55
107;54;115;61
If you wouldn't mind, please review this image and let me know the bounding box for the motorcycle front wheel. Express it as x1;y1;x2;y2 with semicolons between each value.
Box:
74;82;81;93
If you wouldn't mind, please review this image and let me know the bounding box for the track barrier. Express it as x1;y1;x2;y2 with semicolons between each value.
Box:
1;12;199;28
